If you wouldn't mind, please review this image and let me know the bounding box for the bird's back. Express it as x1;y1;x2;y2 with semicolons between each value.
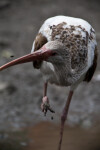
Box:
39;15;92;40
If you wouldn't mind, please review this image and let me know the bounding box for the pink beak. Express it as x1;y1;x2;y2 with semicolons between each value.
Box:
0;49;52;71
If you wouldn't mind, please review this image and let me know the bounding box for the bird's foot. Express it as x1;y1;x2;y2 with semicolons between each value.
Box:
41;96;55;116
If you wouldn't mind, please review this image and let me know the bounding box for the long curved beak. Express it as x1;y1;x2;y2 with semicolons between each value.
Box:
0;49;52;71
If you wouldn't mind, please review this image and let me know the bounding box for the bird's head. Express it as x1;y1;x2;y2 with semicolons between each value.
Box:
43;41;69;64
0;41;69;71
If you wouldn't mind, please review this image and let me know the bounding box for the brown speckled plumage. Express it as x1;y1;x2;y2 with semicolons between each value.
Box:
50;23;88;71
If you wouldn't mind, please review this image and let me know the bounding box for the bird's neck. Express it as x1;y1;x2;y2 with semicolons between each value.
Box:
53;62;85;86
53;62;72;86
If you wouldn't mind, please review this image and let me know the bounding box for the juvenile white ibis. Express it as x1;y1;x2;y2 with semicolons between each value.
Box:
0;16;98;150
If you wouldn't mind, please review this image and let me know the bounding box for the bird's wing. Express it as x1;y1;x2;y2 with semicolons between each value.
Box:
84;29;97;82
31;33;48;69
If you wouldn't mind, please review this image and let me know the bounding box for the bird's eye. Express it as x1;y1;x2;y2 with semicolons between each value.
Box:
52;52;57;56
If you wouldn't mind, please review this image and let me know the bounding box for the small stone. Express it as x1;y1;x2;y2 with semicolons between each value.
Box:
82;119;92;129
1;49;14;59
0;82;9;92
20;142;27;146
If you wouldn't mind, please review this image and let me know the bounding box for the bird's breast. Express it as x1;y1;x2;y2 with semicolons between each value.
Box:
40;61;72;86
40;61;59;84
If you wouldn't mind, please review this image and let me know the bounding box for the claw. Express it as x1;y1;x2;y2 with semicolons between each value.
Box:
41;96;55;116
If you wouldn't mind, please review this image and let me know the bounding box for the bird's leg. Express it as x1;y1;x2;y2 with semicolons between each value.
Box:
41;82;55;116
58;90;74;150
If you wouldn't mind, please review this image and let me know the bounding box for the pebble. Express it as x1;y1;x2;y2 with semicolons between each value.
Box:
0;82;9;92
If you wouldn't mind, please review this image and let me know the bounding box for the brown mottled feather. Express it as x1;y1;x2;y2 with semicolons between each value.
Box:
51;22;88;71
33;33;48;69
84;46;98;82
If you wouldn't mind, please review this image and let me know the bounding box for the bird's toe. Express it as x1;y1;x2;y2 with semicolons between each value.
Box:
41;96;55;116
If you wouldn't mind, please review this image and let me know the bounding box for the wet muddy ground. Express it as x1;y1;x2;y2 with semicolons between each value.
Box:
0;122;100;150
0;0;100;149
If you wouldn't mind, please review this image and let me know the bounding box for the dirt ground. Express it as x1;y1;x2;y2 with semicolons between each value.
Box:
0;122;100;150
0;0;100;150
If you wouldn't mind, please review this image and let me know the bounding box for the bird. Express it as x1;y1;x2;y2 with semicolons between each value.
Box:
0;15;98;150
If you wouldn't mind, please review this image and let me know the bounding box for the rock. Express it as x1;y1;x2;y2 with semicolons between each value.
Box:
0;82;9;92
1;49;14;59
81;119;92;129
20;142;27;146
